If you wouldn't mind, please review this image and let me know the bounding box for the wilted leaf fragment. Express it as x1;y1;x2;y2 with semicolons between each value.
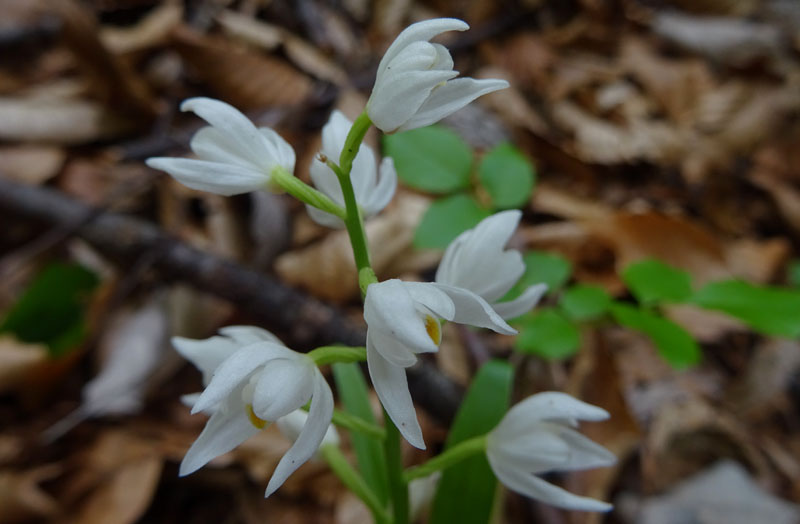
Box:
610;303;701;368
622;259;693;305
478;143;535;209
0;263;98;357
560;285;611;321
691;280;800;338
383;126;472;194
514;308;580;359
414;194;490;249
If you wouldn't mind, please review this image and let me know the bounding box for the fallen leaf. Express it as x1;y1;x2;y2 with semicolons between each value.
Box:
99;2;183;54
0;145;64;185
0;336;48;394
0;466;61;524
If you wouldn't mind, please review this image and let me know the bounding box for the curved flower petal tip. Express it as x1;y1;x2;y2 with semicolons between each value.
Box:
367;18;509;133
486;392;615;512
146;97;295;196
306;110;397;228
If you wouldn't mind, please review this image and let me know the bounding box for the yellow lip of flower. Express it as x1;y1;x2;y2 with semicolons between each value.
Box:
246;404;268;429
424;314;441;345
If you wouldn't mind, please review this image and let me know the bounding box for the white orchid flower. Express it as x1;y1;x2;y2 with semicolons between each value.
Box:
487;392;616;512
146;97;296;196
364;279;515;449
307;110;397;227
366;18;509;133
436;210;547;319
276;409;340;454
173;326;333;498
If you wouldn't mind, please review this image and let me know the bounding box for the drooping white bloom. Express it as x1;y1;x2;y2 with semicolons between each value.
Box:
364;279;515;449
366;18;509;133
173;326;333;498
436;210;547;319
146;97;296;196
306;110;397;227
276;409;340;452
487;392;616;512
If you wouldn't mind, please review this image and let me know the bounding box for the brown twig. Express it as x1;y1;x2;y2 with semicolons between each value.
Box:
0;177;463;423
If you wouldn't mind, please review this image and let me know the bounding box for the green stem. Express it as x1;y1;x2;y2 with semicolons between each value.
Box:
331;409;386;440
308;346;366;366
269;166;346;220
321;445;392;524
339;112;372;173
403;435;488;483
384;411;409;524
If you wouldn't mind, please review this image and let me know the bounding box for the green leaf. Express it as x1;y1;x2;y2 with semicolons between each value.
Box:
478;143;536;209
431;360;513;524
513;308;581;359
505;251;572;300
622;259;693;305
610;303;701;368
414;194;490;249
383;125;473;194
332;363;389;504
691;280;800;338
789;261;800;287
560;285;611;321
0;262;98;357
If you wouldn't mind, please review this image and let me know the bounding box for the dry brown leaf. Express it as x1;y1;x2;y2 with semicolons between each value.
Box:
100;2;183;54
663;305;745;342
0;466;61;524
726;339;800;418
275;193;429;301
0;145;64;185
0;336;49;394
478;67;550;137
171;25;313;110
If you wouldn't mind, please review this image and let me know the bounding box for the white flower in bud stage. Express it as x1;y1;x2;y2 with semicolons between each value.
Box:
436;210;547;319
366;18;509;133
146;97;296;196
364;279;515;449
172;326;333;497
307;110;397;227
487;392;616;512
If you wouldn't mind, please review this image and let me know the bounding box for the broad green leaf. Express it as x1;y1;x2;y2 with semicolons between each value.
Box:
560;285;611;321
691;280;800;338
332;363;389;504
513;308;580;359
789;261;800;287
0;262;98;357
431;360;513;524
505;251;572;300
610;303;701;368
478;143;536;209
383;125;473;194
622;259;693;305
414;194;490;249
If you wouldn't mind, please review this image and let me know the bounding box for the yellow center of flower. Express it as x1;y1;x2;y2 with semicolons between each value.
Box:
424;314;441;345
246;404;268;429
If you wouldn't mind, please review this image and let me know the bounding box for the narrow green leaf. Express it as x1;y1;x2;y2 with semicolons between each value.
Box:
332;363;389;504
478;143;536;209
414;194;490;249
431;360;513;524
691;280;800;338
610;303;701;368
560;285;611;321
382;125;473;194
622;259;693;305
505;251;572;300
513;308;580;359
0;262;98;357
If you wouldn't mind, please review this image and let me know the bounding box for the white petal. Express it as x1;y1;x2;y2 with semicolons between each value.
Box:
265;370;334;497
179;393;259;476
251;358;315;421
309;160;344;203
320;110;352;159
259;127;296;173
306;204;345;228
276;410;340;448
350;144;378;200
192;342;295;414
499;392;610;433
364;280;439;354
369;329;418;368
218;325;283;346
363;157;397;215
367;344;425;449
549;425;617;471
172;335;237;384
369;67;459;132
493;283;548;320
376;18;469;80
487;429;572;475
397;78;510;132
431;283;516;335
488;454;612;512
181;97;271;170
401;281;455;321
145;157;268;196
190;127;260;170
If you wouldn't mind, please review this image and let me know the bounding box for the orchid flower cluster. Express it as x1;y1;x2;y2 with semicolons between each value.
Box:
148;18;615;521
